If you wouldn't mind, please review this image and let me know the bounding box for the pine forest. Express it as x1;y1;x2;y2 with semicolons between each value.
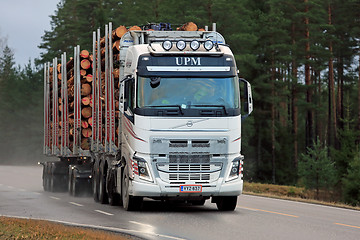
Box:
0;0;359;206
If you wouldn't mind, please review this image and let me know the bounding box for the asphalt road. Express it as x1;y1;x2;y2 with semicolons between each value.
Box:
1;165;360;240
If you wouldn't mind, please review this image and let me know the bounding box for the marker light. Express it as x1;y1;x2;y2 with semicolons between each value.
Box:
204;40;214;51
190;40;200;51
176;40;186;51
162;40;172;51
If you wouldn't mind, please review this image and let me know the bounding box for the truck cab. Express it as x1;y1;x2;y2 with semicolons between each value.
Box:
116;29;253;210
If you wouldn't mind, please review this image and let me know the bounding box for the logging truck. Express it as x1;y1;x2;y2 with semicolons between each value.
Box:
41;22;253;211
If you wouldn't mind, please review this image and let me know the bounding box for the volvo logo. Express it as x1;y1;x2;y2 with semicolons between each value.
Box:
186;121;193;127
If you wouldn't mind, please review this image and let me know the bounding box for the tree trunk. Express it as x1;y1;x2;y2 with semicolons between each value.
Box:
304;0;313;148
328;3;337;149
271;59;276;184
291;22;299;168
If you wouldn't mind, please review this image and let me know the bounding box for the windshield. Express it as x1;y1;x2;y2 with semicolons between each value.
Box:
137;77;240;109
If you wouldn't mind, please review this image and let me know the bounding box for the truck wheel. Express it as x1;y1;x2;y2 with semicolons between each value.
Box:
71;169;81;197
216;196;238;211
108;169;121;206
122;168;142;211
98;164;108;204
92;160;99;202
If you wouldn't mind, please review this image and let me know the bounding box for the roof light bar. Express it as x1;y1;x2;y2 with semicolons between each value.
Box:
176;40;186;51
204;40;214;51
190;40;200;51
162;40;172;51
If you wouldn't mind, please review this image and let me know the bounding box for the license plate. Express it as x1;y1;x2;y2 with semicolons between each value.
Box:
180;185;202;193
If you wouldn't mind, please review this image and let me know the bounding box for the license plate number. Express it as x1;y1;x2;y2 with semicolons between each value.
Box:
180;185;202;193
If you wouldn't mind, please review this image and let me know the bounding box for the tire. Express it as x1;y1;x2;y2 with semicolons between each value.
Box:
216;196;238;211
108;169;121;206
43;164;48;191
68;168;73;195
71;170;81;197
98;163;108;204
92;160;99;202
122;167;142;211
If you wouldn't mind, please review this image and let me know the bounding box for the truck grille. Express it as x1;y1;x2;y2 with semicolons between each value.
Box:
169;173;210;181
151;137;228;184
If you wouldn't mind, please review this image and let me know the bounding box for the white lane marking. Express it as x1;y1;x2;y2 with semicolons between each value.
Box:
49;196;60;200
7;186;14;189
1;214;185;240
129;220;153;228
94;210;114;216
69;202;84;207
19;189;26;192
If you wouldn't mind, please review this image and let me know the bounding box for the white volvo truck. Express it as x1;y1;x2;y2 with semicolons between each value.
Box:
42;23;253;211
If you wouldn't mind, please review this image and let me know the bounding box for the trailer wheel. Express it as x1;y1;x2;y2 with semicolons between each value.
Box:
92;160;99;202
215;196;238;211
43;163;48;191
122;167;142;211
68;167;73;194
71;169;81;197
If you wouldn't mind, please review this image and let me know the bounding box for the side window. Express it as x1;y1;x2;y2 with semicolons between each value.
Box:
125;79;135;112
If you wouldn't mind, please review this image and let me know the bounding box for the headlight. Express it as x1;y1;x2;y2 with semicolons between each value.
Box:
204;40;214;51
134;157;153;182
226;157;243;182
190;40;200;51
176;40;186;51
162;40;172;51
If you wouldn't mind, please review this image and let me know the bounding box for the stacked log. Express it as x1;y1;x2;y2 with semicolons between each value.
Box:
51;22;203;152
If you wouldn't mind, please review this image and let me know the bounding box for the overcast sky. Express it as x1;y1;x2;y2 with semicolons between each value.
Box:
0;0;60;67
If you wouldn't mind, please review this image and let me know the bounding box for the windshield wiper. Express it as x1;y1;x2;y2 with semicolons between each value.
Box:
145;105;184;115
193;105;228;115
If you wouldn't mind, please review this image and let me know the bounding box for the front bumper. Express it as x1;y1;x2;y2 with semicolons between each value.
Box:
129;177;243;197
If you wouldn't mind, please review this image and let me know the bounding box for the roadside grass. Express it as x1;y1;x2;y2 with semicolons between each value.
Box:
243;182;360;211
0;217;133;240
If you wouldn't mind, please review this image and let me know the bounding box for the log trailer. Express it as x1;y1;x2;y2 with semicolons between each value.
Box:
41;22;253;211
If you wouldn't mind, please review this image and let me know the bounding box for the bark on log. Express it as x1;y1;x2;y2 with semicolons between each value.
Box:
88;117;93;127
81;138;90;150
129;26;141;31
178;22;198;31
113;68;119;80
113;25;128;40
81;107;92;118
66;58;74;70
113;40;120;51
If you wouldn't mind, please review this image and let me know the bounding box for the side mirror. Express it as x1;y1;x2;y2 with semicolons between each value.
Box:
240;78;253;119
